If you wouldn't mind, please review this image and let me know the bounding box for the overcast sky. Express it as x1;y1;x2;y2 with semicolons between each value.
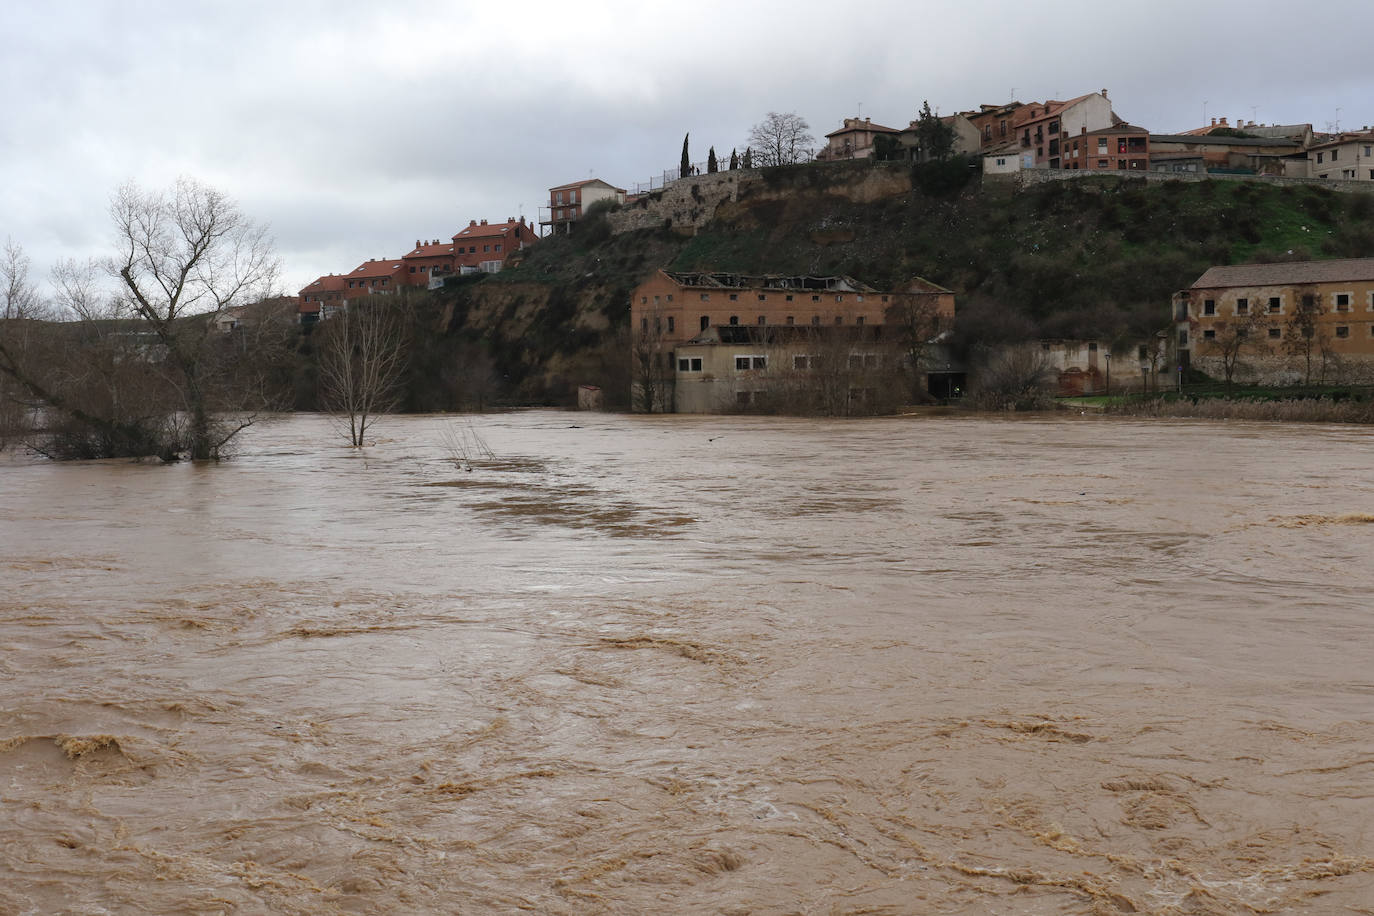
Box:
4;0;1370;298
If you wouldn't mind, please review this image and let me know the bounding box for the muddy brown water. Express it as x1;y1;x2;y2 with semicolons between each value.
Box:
2;411;1373;914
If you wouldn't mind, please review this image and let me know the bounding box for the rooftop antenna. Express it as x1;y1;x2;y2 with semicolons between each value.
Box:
1335;107;1342;131
1250;105;1257;124
1010;87;1015;101
857;101;863;119
1203;100;1208;124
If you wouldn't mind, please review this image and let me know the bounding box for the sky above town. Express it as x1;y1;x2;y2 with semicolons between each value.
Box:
4;0;1371;298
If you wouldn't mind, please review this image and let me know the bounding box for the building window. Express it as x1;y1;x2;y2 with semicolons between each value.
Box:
570;191;578;203
729;293;738;301
1203;329;1216;339
494;244;502;252
736;355;766;370
835;295;844;302
793;355;810;370
757;316;766;325
640;318;648;332
1269;297;1281;313
700;293;710;301
1269;327;1281;339
1236;298;1248;314
556;192;564;204
729;316;738;325
785;294;793;301
667;317;675;333
811;315;820;326
699;315;709;331
1179;330;1188;346
678;357;702;372
483;245;491;253
1336;293;1351;310
855;316;865;325
812;295;820;302
1336;326;1350;338
757;294;766;301
1203;299;1216;316
1317;152;1324;164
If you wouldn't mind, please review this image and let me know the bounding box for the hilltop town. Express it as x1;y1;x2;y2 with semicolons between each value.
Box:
286;88;1374;415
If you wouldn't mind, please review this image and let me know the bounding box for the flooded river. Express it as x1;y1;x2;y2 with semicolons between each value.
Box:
2;410;1373;914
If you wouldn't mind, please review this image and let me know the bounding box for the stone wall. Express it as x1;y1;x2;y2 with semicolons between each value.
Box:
607;162;916;236
608;171;746;235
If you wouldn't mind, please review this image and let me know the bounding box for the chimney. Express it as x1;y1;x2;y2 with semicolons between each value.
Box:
469;219;477;227
1220;117;1228;126
1211;118;1217;126
507;217;515;223
1101;88;1108;98
415;239;420;248
480;219;487;225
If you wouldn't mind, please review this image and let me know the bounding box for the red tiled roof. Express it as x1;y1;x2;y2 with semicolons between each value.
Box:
346;258;406;279
453;219;534;242
298;274;350;296
404;241;457;259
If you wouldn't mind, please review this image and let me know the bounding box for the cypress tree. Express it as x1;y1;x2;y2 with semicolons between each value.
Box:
707;146;718;173
680;133;691;178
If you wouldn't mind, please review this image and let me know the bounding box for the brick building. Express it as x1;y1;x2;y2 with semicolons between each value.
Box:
630;270;956;412
541;179;626;235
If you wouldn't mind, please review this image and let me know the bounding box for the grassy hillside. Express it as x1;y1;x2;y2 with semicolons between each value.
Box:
412;164;1374;408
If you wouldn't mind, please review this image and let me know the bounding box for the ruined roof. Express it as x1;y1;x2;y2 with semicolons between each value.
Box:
661;271;874;293
1189;258;1374;290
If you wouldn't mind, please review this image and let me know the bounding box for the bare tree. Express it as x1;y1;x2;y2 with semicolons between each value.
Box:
631;304;673;413
1206;310;1268;391
316;301;410;447
0;238;44;449
109;177;280;458
885;292;948;402
969;344;1055;411
747;112;814;167
1283;285;1328;385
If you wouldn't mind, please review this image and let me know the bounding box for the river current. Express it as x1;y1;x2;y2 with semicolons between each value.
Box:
2;411;1372;914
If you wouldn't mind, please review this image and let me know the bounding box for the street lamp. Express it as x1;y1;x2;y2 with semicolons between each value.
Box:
1104;350;1111;397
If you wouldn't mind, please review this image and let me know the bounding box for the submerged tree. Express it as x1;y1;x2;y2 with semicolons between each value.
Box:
316;300;410;447
110;177;279;458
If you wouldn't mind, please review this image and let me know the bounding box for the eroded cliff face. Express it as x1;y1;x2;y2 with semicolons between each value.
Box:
425;163;1374;407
